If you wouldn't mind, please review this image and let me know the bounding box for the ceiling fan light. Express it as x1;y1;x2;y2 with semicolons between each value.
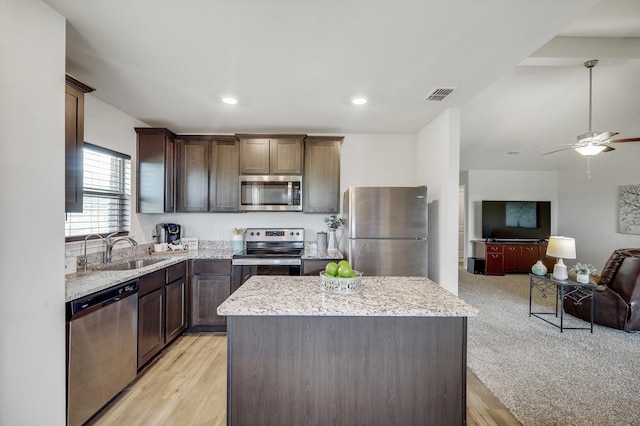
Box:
575;144;606;156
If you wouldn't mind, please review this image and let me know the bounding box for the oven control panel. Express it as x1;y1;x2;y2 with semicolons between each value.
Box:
245;228;304;242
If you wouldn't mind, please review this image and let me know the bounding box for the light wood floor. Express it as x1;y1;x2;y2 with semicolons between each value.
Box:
90;333;520;426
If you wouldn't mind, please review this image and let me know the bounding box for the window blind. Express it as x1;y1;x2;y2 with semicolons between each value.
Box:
65;143;131;240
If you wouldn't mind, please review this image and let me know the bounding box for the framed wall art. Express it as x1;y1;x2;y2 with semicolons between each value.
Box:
619;184;640;234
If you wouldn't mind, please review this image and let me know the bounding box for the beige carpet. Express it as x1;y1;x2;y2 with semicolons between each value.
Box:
458;270;640;426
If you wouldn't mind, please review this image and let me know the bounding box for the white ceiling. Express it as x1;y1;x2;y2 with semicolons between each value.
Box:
44;0;640;171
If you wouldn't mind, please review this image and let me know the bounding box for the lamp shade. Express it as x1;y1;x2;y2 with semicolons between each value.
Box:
546;236;576;259
575;144;606;156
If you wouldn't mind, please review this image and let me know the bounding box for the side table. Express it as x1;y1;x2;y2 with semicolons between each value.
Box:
529;273;595;333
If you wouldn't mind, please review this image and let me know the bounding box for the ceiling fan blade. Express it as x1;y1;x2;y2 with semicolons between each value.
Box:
542;147;571;155
610;137;640;143
593;131;619;142
602;146;616;153
533;143;573;148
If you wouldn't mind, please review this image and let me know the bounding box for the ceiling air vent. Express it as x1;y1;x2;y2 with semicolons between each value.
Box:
422;87;456;102
505;151;521;156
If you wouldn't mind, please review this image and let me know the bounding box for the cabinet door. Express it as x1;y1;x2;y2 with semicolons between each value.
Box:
210;140;239;211
138;288;165;368
240;139;270;174
504;244;521;272
521;244;539;271
270;138;303;174
136;128;176;213
65;86;84;213
165;278;186;344
177;140;210;212
303;259;341;276
303;137;341;213
485;253;504;276
191;274;231;327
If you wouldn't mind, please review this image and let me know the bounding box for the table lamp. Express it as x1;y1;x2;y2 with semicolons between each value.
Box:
546;236;576;281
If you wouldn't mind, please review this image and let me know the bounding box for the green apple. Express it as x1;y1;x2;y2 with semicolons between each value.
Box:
338;260;350;268
325;262;339;276
338;263;353;278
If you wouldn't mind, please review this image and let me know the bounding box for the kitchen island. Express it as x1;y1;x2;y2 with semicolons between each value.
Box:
218;275;478;426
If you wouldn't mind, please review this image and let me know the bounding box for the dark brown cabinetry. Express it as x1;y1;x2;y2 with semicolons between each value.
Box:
484;244;504;276
138;269;165;367
190;260;232;331
303;136;342;213
303;259;342;276
65;76;94;213
165;262;187;344
138;261;187;369
135;128;177;213
239;135;304;175
474;241;552;276
176;136;239;212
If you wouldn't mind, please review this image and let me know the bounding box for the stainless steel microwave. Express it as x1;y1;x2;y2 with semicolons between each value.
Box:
239;175;302;211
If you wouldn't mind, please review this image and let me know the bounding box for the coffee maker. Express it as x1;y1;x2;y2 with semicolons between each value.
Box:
156;223;181;244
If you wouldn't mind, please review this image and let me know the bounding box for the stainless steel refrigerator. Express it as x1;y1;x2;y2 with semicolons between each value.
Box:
343;186;428;276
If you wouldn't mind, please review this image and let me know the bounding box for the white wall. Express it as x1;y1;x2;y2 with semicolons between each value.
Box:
417;109;461;295
557;145;640;270
0;1;66;424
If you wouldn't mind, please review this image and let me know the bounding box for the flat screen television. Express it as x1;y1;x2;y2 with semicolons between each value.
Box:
481;200;551;241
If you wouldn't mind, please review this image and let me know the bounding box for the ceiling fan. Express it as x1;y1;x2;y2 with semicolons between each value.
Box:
542;59;640;157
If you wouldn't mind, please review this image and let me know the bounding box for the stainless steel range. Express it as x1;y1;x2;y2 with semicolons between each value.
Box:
232;228;304;289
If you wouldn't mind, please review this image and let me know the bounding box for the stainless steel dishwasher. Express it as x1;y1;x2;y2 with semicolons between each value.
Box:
66;280;138;426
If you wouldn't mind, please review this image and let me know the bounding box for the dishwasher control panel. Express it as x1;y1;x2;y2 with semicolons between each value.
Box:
67;280;138;320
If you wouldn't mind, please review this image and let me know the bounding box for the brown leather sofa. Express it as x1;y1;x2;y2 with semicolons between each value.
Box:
564;248;640;332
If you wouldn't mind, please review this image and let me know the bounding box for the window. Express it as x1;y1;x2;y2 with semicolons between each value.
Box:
65;143;131;240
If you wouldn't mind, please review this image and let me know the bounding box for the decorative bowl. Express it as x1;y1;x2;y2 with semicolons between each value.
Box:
319;270;363;294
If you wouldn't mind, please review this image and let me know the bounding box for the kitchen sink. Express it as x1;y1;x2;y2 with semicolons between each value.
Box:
100;258;167;271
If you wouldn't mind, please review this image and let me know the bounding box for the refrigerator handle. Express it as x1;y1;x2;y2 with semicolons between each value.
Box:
417;195;425;199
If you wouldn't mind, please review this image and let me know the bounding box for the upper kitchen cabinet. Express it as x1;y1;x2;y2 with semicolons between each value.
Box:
176;136;239;212
65;76;95;213
136;128;177;213
238;135;304;175
303;136;343;213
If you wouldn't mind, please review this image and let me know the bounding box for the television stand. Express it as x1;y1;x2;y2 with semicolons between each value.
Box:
472;240;554;276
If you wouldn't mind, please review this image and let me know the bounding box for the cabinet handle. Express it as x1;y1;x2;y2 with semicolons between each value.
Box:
491;254;499;259
508;247;515;251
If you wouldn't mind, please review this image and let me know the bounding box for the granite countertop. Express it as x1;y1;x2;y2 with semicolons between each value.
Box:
217;276;478;317
66;246;346;303
65;248;237;302
301;249;343;260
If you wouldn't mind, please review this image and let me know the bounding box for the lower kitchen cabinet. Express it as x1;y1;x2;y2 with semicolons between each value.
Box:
165;262;187;344
189;260;232;331
138;261;187;369
138;287;164;368
303;258;342;276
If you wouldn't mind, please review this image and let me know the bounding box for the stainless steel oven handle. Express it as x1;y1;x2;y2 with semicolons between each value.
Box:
232;258;301;266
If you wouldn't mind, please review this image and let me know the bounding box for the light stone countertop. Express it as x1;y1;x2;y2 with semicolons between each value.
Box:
65;248;237;302
301;249;343;260
217;275;478;317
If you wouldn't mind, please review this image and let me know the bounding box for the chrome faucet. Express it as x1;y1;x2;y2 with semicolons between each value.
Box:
106;233;138;263
83;234;106;273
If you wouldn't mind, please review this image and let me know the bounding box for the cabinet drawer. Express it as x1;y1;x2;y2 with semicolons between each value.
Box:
139;269;165;297
192;260;231;275
486;244;503;254
167;261;186;282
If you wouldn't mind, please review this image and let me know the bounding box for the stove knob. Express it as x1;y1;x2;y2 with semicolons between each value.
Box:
295;232;299;236
256;231;260;236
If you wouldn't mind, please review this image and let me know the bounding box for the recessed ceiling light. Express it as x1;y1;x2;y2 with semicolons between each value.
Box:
222;97;238;105
351;97;368;105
